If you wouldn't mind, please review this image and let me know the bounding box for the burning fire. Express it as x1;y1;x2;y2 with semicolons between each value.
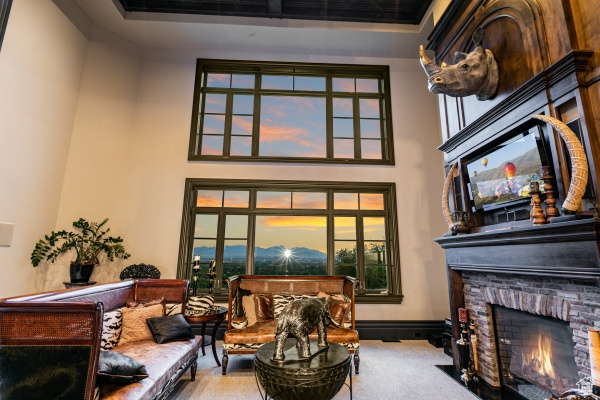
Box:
522;334;556;378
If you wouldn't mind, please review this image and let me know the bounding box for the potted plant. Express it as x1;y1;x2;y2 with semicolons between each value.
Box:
31;218;131;282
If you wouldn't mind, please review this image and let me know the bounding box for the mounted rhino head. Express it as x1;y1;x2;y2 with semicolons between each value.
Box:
420;28;499;101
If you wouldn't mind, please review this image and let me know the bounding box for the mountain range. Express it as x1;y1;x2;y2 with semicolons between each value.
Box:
193;245;326;259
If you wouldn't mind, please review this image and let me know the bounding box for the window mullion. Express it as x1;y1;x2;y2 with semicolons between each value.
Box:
223;92;233;156
214;212;226;292
326;75;333;159
353;94;361;159
252;74;261;157
356;215;366;292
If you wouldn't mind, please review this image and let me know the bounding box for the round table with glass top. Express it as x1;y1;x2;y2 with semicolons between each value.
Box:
184;306;227;366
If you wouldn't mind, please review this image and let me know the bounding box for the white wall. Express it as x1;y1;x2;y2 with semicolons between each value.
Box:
1;5;450;320
0;0;88;297
49;27;450;320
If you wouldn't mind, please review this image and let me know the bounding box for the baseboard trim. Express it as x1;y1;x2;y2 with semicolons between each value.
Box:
192;320;445;342
355;320;445;341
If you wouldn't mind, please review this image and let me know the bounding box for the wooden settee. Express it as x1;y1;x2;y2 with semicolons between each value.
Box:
222;275;359;375
0;279;201;400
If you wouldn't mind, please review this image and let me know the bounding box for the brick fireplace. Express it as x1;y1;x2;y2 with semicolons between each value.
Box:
435;218;600;396
463;272;598;388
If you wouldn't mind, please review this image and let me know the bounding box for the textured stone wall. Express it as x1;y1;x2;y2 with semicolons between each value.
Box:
462;272;600;387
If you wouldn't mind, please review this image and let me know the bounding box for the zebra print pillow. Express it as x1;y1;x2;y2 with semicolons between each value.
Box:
101;309;123;350
166;303;183;315
273;294;316;318
187;295;214;313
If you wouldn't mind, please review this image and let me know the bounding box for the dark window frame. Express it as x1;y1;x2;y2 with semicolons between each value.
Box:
177;179;403;304
0;0;12;52
188;59;395;165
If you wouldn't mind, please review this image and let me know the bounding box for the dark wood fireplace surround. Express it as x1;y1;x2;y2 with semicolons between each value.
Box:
429;0;600;389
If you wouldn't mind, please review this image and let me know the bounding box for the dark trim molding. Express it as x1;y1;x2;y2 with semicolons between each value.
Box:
437;50;594;157
193;320;445;342
0;0;12;51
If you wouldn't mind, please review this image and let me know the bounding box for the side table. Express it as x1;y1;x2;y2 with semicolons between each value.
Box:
255;339;352;400
184;306;227;366
63;281;96;289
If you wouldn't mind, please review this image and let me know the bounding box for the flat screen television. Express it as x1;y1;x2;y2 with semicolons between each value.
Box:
465;126;548;212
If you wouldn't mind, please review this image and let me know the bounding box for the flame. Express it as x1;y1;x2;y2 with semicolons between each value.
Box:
522;334;556;379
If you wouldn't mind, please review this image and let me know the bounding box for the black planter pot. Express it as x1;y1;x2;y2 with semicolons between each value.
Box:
70;263;95;283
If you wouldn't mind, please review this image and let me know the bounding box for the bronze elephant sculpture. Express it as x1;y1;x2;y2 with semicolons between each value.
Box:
272;297;333;361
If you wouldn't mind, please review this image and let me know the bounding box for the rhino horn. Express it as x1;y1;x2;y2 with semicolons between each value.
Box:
420;45;442;76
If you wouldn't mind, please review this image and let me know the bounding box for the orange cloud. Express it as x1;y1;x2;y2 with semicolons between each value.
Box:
360;194;384;210
196;190;222;207
259;216;326;228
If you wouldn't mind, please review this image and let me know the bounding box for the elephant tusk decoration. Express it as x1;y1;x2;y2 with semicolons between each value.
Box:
532;114;589;214
442;162;470;235
442;162;458;229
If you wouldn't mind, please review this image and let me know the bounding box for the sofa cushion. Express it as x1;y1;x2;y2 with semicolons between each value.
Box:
224;319;278;344
166;303;183;316
329;300;351;327
309;326;359;343
242;294;258;325
119;304;164;345
254;294;274;322
101;309;123;351
146;314;195;344
233;287;252;319
97;351;149;384
101;337;201;400
126;297;167;315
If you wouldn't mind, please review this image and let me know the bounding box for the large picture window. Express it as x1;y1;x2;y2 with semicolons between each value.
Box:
177;179;402;303
189;60;394;164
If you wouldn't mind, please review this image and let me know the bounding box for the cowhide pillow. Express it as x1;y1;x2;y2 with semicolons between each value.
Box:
101;309;123;350
272;294;316;318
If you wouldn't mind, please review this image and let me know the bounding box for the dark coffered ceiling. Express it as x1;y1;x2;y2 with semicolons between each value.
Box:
116;0;434;25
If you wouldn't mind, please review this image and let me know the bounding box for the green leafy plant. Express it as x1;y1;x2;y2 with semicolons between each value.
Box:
31;218;130;267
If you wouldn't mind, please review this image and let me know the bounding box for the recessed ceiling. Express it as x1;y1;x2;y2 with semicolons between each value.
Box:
61;0;437;58
116;0;433;25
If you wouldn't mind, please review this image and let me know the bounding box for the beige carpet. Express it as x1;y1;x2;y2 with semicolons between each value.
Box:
167;340;479;399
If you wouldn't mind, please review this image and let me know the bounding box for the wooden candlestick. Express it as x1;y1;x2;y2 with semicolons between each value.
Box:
530;181;547;225
540;166;559;221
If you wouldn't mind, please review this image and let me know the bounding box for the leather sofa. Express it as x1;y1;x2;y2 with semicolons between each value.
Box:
222;275;359;375
0;279;201;400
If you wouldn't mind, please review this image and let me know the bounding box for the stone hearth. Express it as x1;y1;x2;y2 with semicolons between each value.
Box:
462;272;600;387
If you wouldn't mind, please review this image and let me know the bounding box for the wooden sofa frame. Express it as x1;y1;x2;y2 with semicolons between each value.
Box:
0;279;195;400
223;275;359;375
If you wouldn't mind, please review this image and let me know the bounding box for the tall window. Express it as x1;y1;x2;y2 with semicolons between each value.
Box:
177;179;402;303
189;59;394;164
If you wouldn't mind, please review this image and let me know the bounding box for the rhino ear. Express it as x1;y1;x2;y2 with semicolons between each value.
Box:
454;51;468;61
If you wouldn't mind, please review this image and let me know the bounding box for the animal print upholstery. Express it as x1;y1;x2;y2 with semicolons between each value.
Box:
187;295;214;313
272;294;316;318
101;309;123;350
166;303;182;316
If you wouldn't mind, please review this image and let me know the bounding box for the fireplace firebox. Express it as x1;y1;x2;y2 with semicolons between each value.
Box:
493;306;580;400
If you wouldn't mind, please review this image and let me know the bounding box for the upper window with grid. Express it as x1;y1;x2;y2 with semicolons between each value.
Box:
189;59;394;164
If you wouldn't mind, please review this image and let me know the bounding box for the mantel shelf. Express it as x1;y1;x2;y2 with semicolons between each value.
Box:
434;218;600;278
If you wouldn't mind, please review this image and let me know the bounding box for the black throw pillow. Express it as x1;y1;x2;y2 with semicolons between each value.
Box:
146;314;195;344
97;351;149;384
